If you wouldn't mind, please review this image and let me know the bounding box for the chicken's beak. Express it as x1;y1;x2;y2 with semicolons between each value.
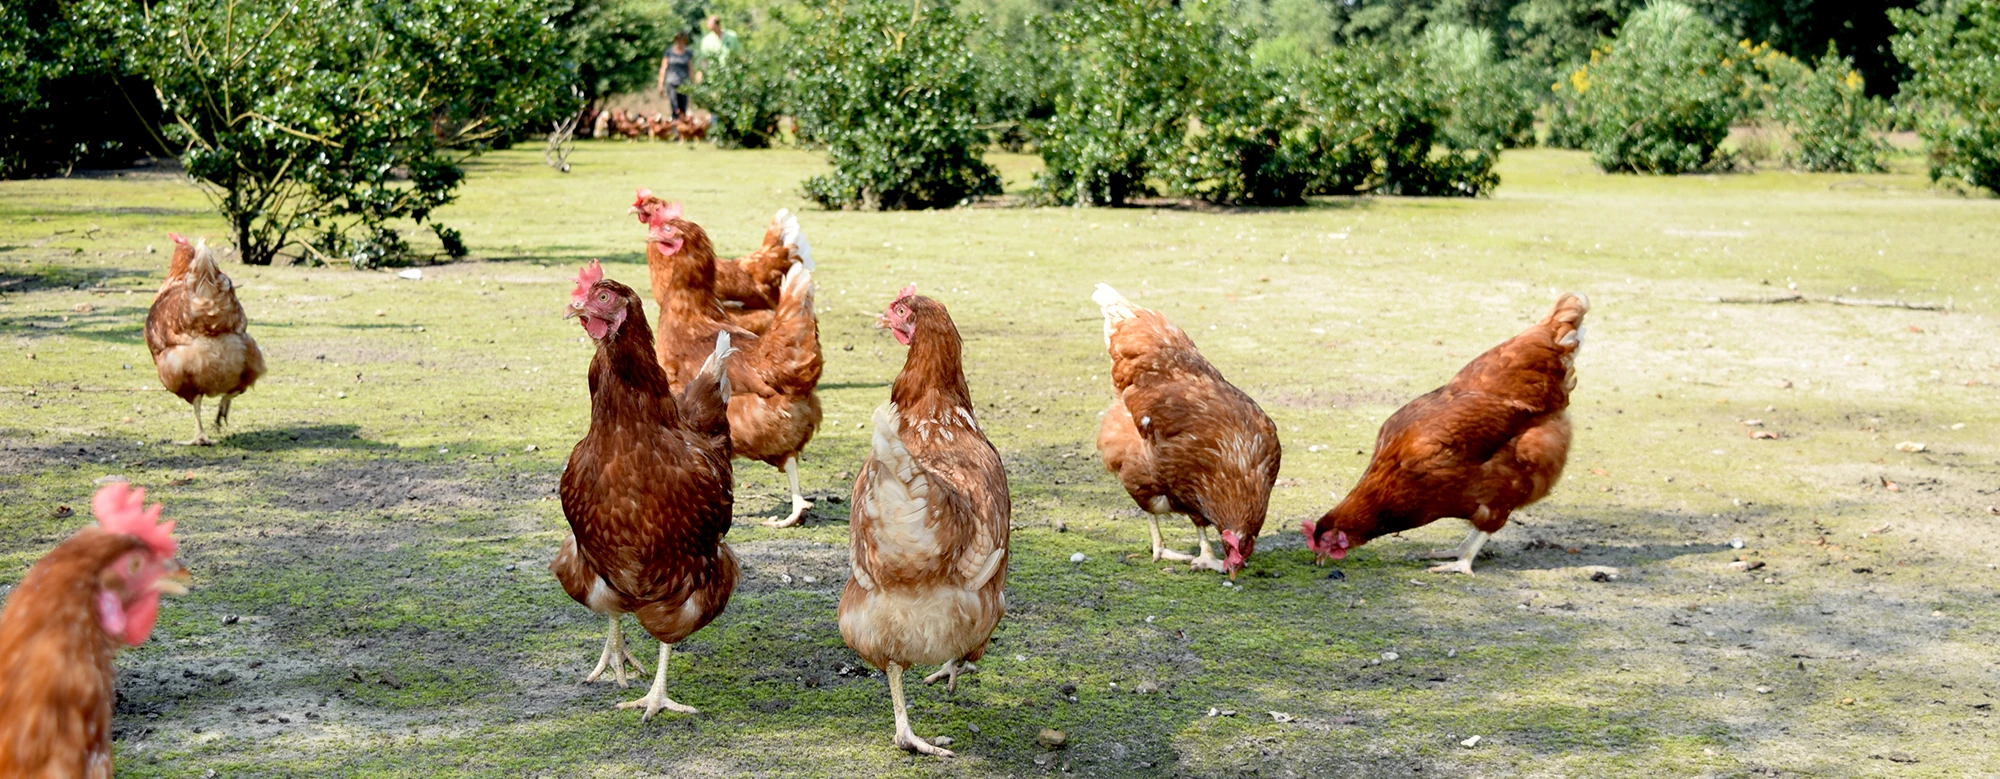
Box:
564;304;583;320
152;560;192;596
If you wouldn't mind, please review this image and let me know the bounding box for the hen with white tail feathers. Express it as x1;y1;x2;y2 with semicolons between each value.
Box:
1093;284;1281;579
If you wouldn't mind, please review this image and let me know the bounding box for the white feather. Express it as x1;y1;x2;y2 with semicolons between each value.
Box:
778;208;813;270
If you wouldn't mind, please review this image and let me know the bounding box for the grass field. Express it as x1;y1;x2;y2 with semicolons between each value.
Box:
2;142;1997;778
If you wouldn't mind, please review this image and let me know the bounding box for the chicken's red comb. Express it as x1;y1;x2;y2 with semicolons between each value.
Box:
894;283;917;303
169;233;187;246
572;259;604;304
93;482;176;558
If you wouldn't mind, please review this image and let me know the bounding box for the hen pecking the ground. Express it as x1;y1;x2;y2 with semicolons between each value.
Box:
1093;284;1280;579
1304;292;1589;575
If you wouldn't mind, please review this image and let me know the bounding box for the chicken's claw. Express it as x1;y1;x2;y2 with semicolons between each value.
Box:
1426;559;1477;576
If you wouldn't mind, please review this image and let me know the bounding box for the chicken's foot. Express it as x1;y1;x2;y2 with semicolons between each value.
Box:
1426;530;1490;575
215;391;240;432
923;659;978;693
1420;528;1486;560
1187;526;1227;574
180;397;213;446
585;614;645;686
1147;515;1194;562
761;456;813;528
887;662;954;757
616;642;699;720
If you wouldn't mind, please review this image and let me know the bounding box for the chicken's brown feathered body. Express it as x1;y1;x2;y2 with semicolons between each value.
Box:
839;290;1009;757
0;530;149;778
1304;293;1588;574
552;271;738;717
645;212;824;527
1093;285;1279;578
0;484;187;779
144;235;264;444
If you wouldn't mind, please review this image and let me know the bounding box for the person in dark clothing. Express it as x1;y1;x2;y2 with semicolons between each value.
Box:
656;32;694;120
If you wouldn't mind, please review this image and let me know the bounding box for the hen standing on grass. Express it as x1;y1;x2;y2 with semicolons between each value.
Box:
1305;293;1589;575
632;190;812;319
640;203;824;528
1093;284;1281;578
840;286;1010;758
550;260;740;720
0;482;190;777
145;233;265;445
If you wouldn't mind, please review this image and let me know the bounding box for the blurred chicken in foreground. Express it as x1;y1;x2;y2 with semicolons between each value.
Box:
0;482;190;777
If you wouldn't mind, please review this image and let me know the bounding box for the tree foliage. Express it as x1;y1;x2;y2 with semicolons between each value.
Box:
1567;1;1742;173
1034;0;1214;206
791;0;1000;209
80;0;569;265
1892;0;2000;193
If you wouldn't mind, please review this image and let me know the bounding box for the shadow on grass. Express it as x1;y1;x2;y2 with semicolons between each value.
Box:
221;424;385;453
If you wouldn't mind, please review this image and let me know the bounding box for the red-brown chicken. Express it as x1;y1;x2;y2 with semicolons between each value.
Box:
1304;293;1589;575
839;286;1009;757
550;260;739;719
1093;284;1281;579
631;191;812;315
145;234;265;445
641;203;824;528
0;482;189;778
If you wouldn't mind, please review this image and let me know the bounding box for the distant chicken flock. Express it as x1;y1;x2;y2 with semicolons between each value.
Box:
0;192;1588;771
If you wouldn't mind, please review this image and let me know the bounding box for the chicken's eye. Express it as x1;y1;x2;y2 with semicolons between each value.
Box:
597;292;609;303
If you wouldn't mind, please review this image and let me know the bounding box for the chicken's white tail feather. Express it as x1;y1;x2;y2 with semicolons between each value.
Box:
1093;283;1138;346
780;263;815;318
699;331;737;397
777;208;813;270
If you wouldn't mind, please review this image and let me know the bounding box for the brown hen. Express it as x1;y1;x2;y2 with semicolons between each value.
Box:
144;234;264;445
640;203;824;528
1304;293;1588;575
550;260;739;719
839;287;1009;757
1093;284;1281;578
0;483;189;778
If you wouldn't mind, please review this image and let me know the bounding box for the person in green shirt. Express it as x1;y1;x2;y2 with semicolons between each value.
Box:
694;15;739;84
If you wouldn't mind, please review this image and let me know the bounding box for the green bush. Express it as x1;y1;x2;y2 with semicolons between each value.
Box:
1574;1;1741;174
1768;44;1889;173
84;0;569;265
972;16;1059;152
1420;25;1536;150
685;39;789;149
790;0;999;209
1034;0;1213;206
1164;46;1500;205
1891;0;2000;194
552;0;676;102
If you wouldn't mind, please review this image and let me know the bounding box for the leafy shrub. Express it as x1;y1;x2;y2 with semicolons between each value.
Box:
790;0;999;209
1573;1;1742;174
972;16;1060;152
1164;45;1500;205
1034;0;1213;206
1420;25;1536;150
85;0;569;265
1770;44;1889;172
552;0;677;101
1891;0;2000;194
685;38;790;149
0;0;166;177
